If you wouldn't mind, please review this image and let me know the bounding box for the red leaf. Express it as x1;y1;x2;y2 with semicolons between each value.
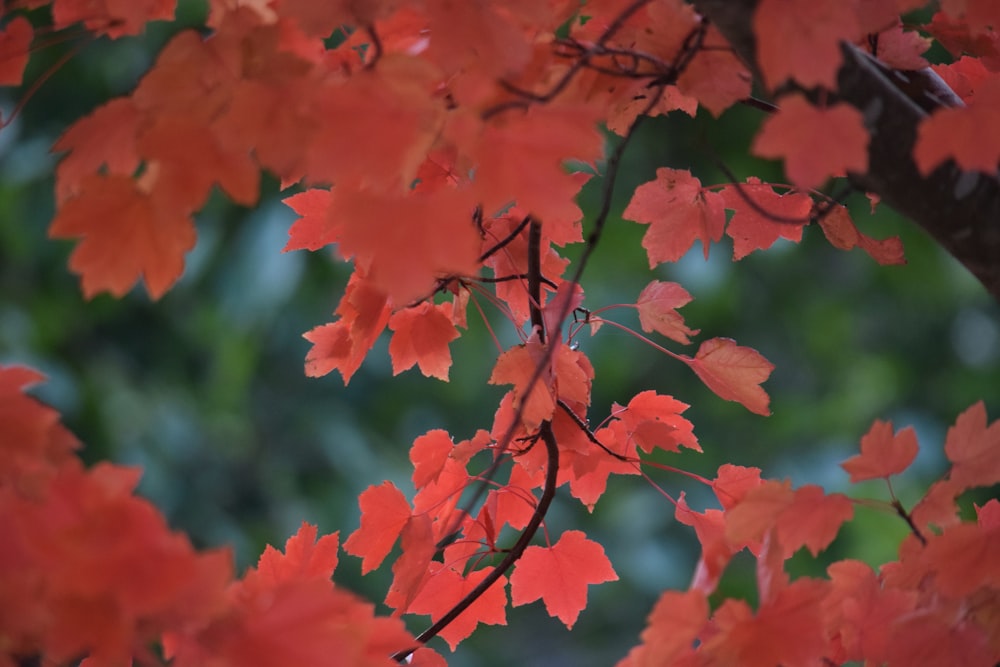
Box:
841;419;919;482
282;188;336;252
343;481;412;574
755;0;860;89
388;301;460;380
635;280;698;344
622;168;726;264
681;338;774;415
944;400;1000;491
488;339;555;430
619;589;708;666
53;99;142;203
719;178;812;260
510;530;617;629
752;95;869;190
914;75;1000;174
303;271;391;383
818;203;906;265
677;26;751;117
618;390;700;454
51;0;174;38
48;174;196;299
712;464;764;510
256;523;339;586
0;17;33;86
408;565;508;650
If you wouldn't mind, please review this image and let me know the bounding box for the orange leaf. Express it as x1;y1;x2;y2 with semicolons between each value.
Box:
818;203;905;265
282;188;337;252
510;530;617;629
617;390;700;454
488;339;555;430
52;0;175;38
752;95;869;190
841;419;919;482
408;565;508;650
914;75;1000;174
0;17;33;86
681;338;774;415
944;400;1000;491
388;302;460;380
49;174;196;299
719;178;811;260
755;0;860;89
635;280;698;344
343;481;412;574
255;522;339;586
619;589;708;666
622;168;726;264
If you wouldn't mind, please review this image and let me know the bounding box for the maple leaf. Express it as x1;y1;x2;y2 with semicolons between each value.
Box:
754;0;861;90
712;464;764;510
677;26;752;117
824;560;917;664
343;481;412;574
302;270;391;383
488;339;556;430
622;168;726;264
510;530;617;629
52;98;143;204
618;589;707;667
752;95;869;191
818;203;905;265
473;104;604;225
48;174;196;299
679;338;774;416
719;178;812;260
701;579;830;667
385;513;437;616
388;302;461;380
634;280;699;344
914;75;1000;175
616;390;700;454
943;400;1000;491
408;565;508;650
334;188;481;305
255;522;339;586
282;188;336;251
943;0;1000;36
0;17;32;86
841;419;919;482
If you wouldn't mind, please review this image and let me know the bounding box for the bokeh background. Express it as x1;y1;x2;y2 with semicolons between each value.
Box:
1;3;998;665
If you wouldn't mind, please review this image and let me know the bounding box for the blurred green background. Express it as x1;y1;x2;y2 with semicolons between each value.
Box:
1;3;998;665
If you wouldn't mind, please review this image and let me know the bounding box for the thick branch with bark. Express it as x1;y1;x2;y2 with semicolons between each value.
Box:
693;0;1000;302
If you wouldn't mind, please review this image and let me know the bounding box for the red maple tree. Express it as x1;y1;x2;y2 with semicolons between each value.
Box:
1;0;999;665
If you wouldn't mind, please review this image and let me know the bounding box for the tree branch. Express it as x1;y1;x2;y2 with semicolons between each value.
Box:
691;0;1000;301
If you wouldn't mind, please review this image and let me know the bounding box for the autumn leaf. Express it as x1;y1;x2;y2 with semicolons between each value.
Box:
719;178;812;260
388;301;461;380
510;530;617;629
255;522;340;586
51;0;175;38
754;0;860;89
622;168;726;264
49;174;196;299
943;400;1000;491
343;481;412;574
914;75;1000;175
841;419;919;482
618;589;708;667
635;280;698;344
677;26;751;117
818;203;905;265
488;339;556;430
680;338;774;415
0;17;33;86
616;390;700;454
752;95;869;191
283;188;336;251
408;565;508;650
